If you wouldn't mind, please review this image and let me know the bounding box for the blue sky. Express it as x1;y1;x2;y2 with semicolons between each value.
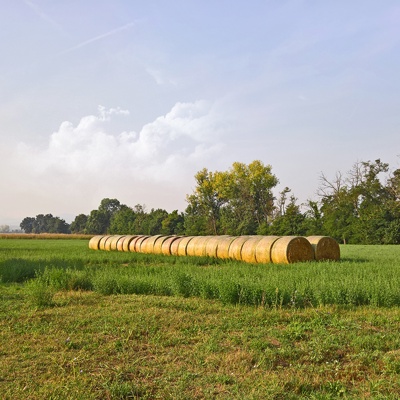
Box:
1;1;400;226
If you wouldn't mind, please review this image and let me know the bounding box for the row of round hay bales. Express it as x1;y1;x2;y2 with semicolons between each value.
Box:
89;234;340;263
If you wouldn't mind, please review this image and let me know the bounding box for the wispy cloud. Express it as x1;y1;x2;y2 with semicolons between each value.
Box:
58;22;135;55
23;0;68;36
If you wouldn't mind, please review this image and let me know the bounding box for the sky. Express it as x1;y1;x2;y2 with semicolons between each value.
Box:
1;0;400;227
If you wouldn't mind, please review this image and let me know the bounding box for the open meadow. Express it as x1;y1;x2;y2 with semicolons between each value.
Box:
1;238;400;399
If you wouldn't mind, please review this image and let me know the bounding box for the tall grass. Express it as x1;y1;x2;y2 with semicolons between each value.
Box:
1;239;400;307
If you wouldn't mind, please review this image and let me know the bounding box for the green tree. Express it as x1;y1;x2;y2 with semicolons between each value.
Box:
20;217;35;233
109;206;136;234
161;210;185;235
270;196;306;236
84;210;109;234
185;160;278;235
70;214;88;234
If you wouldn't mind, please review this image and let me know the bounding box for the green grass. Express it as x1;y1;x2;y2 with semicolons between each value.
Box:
1;239;400;398
1;240;400;307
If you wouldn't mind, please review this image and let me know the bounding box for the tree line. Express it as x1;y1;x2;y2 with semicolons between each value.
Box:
20;159;400;244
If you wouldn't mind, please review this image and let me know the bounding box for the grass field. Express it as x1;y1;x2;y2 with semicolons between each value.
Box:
1;239;400;398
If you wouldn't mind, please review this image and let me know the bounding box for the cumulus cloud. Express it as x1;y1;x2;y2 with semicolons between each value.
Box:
13;101;227;214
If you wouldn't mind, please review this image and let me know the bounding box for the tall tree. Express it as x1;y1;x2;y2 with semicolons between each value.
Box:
185;160;278;235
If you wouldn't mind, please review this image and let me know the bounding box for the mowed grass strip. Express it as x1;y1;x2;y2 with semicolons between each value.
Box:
1;288;400;399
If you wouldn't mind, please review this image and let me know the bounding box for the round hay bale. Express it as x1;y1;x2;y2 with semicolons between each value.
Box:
121;235;138;252
115;235;126;251
194;236;212;257
186;236;209;256
177;236;195;256
128;235;147;252
108;235;122;251
241;236;264;263
167;236;184;256
141;235;163;254
228;236;251;260
216;236;236;259
306;236;340;261
255;236;281;264
271;236;314;264
88;235;104;250
105;236;118;251
137;236;151;253
99;236;112;251
205;236;223;258
153;235;172;254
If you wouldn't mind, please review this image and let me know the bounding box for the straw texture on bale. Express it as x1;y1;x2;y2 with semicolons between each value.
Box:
104;236;116;251
177;236;195;256
186;236;211;257
141;235;163;254
153;235;172;254
168;237;184;256
121;235;138;252
115;236;126;251
98;236;111;251
216;236;236;259
186;236;203;256
136;236;151;253
255;236;281;264
228;236;251;260
205;236;223;258
271;236;314;264
108;236;121;251
307;236;340;261
88;235;104;250
241;236;264;263
128;235;147;252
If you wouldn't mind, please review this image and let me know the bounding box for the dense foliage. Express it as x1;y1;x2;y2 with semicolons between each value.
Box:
19;158;400;244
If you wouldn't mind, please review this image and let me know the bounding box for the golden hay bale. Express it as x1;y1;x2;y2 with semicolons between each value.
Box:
105;236;118;251
228;236;251;260
88;235;104;250
241;236;264;263
128;235;147;252
306;236;340;261
167;236;184;256
216;236;236;259
271;236;314;264
255;236;281;264
108;235;122;251
205;236;224;258
153;235;172;254
177;236;195;256
115;235;126;251
99;236;112;251
136;236;152;253
121;235;138;252
194;236;213;257
141;235;163;254
186;236;211;256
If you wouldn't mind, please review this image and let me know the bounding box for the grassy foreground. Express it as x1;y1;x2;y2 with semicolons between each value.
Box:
1;239;400;398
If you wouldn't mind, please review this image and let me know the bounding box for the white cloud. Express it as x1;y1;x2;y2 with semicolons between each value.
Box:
11;101;226;215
